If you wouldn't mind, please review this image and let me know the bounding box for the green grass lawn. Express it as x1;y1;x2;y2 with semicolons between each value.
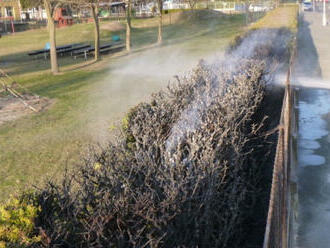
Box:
0;11;245;201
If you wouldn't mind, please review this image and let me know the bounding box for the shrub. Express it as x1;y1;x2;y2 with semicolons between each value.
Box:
0;195;40;247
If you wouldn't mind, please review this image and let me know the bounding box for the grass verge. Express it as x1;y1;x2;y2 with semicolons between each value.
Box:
250;4;298;32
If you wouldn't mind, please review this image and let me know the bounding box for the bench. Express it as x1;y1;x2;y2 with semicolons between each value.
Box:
72;47;94;60
72;42;124;60
28;49;48;59
28;43;84;59
59;44;91;57
100;44;125;55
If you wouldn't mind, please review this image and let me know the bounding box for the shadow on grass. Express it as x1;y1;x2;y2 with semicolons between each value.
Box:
24;70;101;98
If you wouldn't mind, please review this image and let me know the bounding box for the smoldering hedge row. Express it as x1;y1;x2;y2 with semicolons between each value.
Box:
5;28;291;247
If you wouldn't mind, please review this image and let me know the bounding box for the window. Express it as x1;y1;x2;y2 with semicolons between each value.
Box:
5;7;13;17
62;9;67;16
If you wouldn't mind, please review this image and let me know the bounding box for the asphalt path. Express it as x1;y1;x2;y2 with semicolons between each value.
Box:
294;9;330;248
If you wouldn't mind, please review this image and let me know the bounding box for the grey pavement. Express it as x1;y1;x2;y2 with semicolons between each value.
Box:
294;10;330;248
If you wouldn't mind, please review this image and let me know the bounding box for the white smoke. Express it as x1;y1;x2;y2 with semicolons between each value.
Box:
165;28;292;159
85;40;220;144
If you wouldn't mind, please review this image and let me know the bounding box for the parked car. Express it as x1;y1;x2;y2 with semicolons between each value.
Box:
303;2;313;11
249;4;268;12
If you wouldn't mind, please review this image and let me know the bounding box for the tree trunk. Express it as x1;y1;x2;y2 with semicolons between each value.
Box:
38;6;43;20
245;1;250;25
44;0;59;74
188;0;196;10
126;0;131;51
91;4;100;61
157;0;163;44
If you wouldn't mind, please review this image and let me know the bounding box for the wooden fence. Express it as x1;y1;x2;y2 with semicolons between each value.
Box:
263;38;298;248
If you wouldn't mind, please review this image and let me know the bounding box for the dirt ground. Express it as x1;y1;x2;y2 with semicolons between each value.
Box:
0;94;52;126
100;21;125;31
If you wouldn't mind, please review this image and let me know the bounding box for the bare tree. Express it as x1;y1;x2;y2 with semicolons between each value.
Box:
43;0;60;74
157;0;163;44
21;0;62;74
245;0;251;25
89;0;100;61
187;0;198;10
65;0;100;61
45;1;58;73
126;0;132;51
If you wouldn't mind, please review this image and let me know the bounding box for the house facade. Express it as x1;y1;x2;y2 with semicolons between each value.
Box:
0;0;21;20
20;7;47;20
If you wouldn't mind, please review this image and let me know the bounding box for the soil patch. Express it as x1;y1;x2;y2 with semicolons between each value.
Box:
0;94;52;126
101;21;125;31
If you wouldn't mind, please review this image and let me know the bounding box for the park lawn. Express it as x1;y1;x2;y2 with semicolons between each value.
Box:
0;71;100;198
0;22;110;75
0;11;181;75
0;12;245;201
0;11;244;76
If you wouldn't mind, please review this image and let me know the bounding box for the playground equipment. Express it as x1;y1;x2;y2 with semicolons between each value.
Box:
54;8;73;28
0;68;37;112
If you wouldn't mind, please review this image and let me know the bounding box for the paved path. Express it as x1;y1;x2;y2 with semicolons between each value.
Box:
294;10;330;248
303;11;330;80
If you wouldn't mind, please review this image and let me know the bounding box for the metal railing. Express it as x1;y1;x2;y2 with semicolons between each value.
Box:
263;38;298;248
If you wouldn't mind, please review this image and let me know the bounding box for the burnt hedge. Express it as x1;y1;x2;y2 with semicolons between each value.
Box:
27;28;291;248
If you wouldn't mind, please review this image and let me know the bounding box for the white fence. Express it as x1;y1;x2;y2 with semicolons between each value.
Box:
135;1;274;15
